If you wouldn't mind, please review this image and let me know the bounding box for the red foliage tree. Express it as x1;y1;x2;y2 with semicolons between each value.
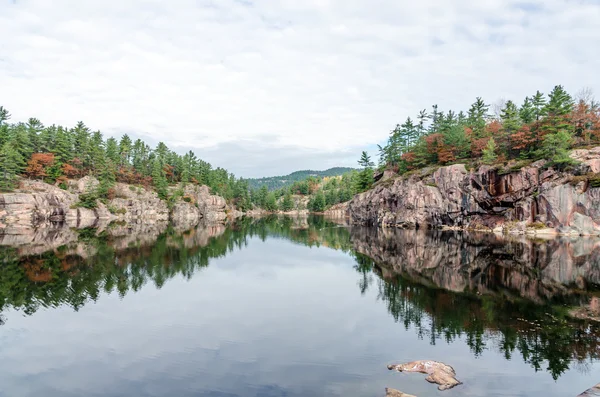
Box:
510;125;536;151
25;153;55;180
61;163;79;178
471;137;490;157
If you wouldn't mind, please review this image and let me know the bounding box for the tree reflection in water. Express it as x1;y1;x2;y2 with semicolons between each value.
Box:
0;216;599;380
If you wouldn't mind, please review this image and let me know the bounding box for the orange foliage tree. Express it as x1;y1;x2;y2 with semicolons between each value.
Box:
25;152;55;180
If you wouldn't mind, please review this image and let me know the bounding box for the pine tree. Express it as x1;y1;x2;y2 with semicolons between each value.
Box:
519;97;535;124
53;126;73;162
26;117;44;153
151;158;168;199
105;138;120;165
72;121;91;169
532;90;547;121
119;134;132;166
428;104;443;133
0;142;24;191
356;151;374;192
281;192;294;211
540;130;575;169
264;192;278;211
543;85;574;136
500;100;521;155
97;158;116;200
11;123;33;160
0;106;10;124
89;131;105;172
482;138;497;165
467;97;489;138
309;190;326;212
417;109;428;138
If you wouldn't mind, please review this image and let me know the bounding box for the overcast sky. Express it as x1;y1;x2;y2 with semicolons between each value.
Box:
1;0;599;177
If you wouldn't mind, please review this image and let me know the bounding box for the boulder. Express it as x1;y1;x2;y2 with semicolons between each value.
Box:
388;360;462;391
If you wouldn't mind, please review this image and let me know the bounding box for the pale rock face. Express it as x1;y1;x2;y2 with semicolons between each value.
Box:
0;178;233;229
571;147;600;173
346;147;600;235
324;201;349;218
108;183;169;222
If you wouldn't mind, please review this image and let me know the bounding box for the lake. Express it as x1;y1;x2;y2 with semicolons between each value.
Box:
0;216;598;397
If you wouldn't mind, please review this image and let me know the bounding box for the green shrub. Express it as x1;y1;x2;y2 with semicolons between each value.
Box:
77;193;98;209
529;222;547;230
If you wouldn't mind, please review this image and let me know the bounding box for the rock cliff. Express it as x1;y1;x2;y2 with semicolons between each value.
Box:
0;177;233;229
347;147;600;236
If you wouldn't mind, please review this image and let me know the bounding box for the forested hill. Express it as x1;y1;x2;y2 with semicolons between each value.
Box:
247;167;355;191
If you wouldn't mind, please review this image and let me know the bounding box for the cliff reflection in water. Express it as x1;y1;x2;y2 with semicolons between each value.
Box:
1;216;599;380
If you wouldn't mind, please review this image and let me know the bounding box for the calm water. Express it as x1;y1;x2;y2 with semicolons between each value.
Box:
0;216;599;397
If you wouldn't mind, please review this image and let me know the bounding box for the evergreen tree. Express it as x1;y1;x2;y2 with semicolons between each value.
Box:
417;109;428;138
0;106;10;124
467;97;489;138
443;124;470;159
482;138;497;165
151;158;168;199
89;131;105;172
53;126;73;163
264;192;278;211
500;100;521;155
428;104;443;133
542;85;574;136
0;142;24;191
119;134;132;166
309;190;326;212
105;137;120;165
532;90;547;121
11;123;33;161
97;158;116;199
26;117;43;153
356;151;374;192
519;97;535;124
281;192;294;211
72;121;91;168
540;130;575;169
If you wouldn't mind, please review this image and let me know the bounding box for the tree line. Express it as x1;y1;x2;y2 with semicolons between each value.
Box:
377;85;600;173
0;107;253;209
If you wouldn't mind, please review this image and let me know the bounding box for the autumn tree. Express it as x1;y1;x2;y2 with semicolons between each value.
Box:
25;153;55;180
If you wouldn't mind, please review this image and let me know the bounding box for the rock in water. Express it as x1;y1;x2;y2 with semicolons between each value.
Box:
387;360;462;391
385;388;416;397
577;383;600;396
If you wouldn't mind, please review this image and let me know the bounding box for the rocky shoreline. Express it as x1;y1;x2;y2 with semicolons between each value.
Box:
0;176;237;231
326;147;600;237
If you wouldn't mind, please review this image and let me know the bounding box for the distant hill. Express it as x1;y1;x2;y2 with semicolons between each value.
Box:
246;167;356;191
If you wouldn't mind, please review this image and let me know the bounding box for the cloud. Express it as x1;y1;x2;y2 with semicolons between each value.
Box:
1;0;599;177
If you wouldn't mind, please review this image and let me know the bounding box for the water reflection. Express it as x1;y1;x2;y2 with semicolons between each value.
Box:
1;216;599;382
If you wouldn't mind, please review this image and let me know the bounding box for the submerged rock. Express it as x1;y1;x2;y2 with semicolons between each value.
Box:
387;360;462;391
385;388;416;397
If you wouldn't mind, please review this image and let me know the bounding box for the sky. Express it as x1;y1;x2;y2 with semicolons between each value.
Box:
1;0;599;178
